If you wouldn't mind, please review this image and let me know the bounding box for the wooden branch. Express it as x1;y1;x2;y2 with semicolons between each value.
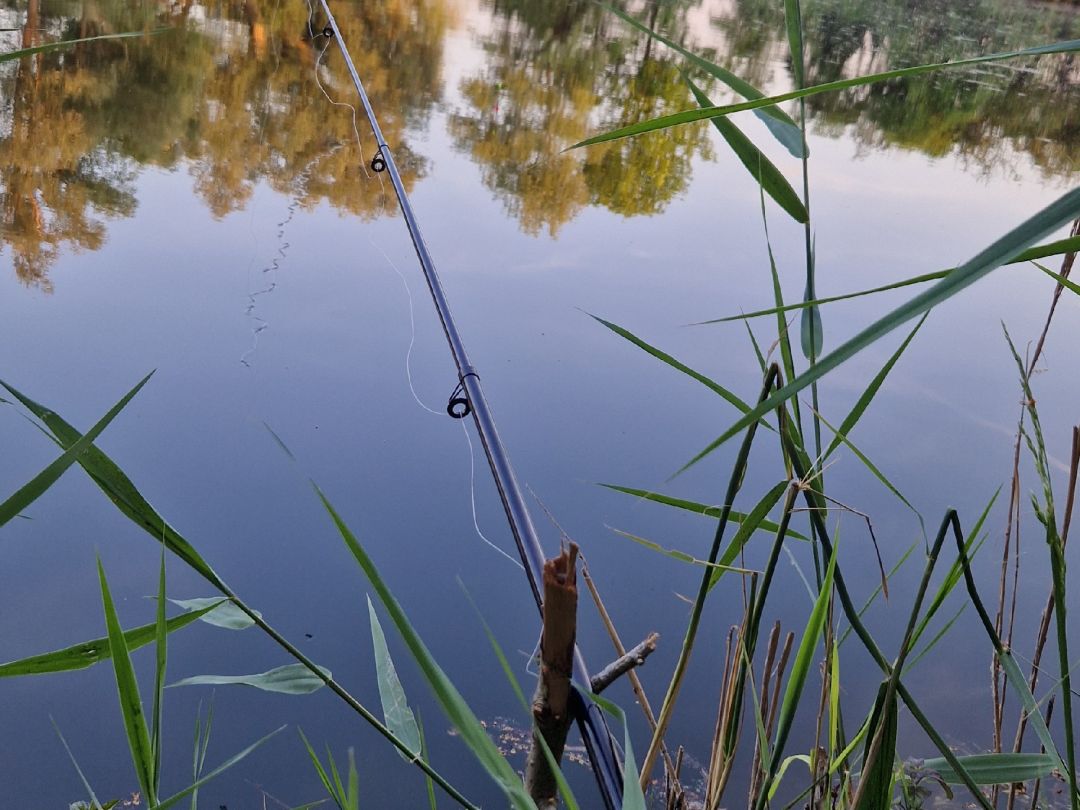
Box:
590;632;659;694
525;543;580;809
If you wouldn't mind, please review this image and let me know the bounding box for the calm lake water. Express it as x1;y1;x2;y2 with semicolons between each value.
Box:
2;0;1079;806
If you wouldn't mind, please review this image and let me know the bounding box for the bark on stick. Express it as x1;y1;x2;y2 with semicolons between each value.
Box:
525;543;579;809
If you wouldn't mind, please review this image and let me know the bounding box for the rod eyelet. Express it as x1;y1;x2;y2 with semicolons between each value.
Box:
371;155;387;173
447;397;470;419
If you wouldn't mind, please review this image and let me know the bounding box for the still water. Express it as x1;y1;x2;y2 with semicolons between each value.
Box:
2;0;1079;806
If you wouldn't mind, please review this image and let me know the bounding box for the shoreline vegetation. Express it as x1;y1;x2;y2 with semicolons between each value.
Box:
2;1;1080;808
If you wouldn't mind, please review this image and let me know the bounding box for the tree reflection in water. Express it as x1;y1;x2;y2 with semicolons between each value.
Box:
1;0;1077;287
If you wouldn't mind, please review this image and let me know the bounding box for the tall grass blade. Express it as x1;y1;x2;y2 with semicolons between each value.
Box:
328;746;348;807
681;188;1080;473
0;372;152;527
1002;329;1075;804
686;77;807;223
98;557;157;806
708;480;794;590
783;0;805;89
609;526;758;574
0;379;224;589
600;484;807;541
190;699;214;810
460;583;580;810
153;725;286;810
52;717;107;810
1034;261;1080;297
951;510;1065;768
599;3;803;155
767;754;812;800
814;408;923;533
758;187;801;429
152;548;168;798
316;488;534;809
0;603;218;678
571;40;1080;148
698;235;1080;325
586;691;647;810
298;729;342;809
904;604;967;673
170;663;330;695
853;682;898;810
824;315;927;461
0;31;152;63
589;314;767;424
838;541;917;647
346;749;359;810
417;713;438;810
828;638;840;756
758;538;838;809
907;489;997;649
367;597;422;759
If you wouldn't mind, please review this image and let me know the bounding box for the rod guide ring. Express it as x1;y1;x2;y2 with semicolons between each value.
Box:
447;397;470;419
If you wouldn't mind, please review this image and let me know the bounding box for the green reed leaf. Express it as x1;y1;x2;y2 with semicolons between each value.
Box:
854;681;898;810
52;717;109;810
686;76;807;223
98;557;157;806
571;40;1080;149
699;235;1080;325
783;0;805;89
153;725;285;810
0;31;153;63
317;488;534;809
0;378;224;589
584;690;647;810
682;187;1080;473
761;537;838;808
824;315;927;461
368;597;422;760
1033;261;1080;297
923;752;1056;785
460;582;580;810
0;372;153;527
609;526;757;574
170;663;330;695
600;483;808;541
151;548;168;797
167;597;258;630
589;314;769;425
0;603;218;678
600;3;803;156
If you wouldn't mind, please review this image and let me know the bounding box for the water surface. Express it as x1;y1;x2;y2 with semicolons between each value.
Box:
2;0;1079;806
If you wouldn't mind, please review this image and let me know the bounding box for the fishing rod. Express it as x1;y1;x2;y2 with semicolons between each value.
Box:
315;3;625;807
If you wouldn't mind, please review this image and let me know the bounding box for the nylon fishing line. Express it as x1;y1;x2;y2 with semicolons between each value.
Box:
367;237;523;570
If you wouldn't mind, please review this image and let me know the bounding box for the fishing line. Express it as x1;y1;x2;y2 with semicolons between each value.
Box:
302;0;519;571
367;236;523;570
461;419;525;570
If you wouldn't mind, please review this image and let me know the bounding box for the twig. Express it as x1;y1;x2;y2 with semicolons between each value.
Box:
590;633;659;694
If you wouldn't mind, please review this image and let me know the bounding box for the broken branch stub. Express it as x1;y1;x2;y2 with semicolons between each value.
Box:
525;543;580;808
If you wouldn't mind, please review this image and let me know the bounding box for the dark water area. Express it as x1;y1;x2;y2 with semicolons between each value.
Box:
1;0;1079;807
